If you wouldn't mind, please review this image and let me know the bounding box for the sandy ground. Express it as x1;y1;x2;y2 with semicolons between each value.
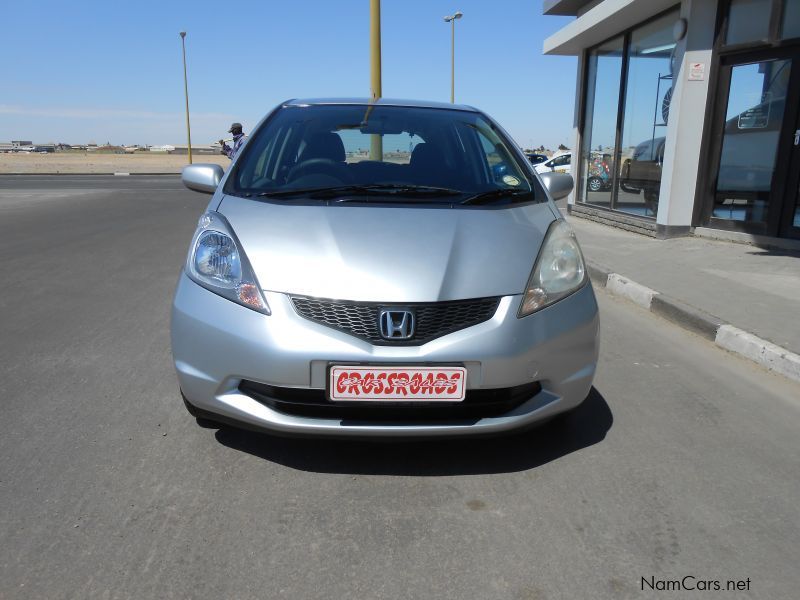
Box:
0;153;230;174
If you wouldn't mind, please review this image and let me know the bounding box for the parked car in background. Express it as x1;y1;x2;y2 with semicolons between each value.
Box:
172;98;598;439
535;152;571;174
525;152;548;166
619;137;665;212
586;153;613;192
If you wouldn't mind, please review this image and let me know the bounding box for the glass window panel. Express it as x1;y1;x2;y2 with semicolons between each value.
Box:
726;0;772;45
581;37;624;209
618;9;678;218
714;59;791;224
338;130;423;165
781;0;800;39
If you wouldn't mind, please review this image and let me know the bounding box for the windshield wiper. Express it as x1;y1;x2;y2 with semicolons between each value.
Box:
460;188;531;205
257;184;463;200
256;185;353;198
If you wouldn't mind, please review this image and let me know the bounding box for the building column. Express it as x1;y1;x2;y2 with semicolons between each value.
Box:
568;50;587;207
656;0;718;235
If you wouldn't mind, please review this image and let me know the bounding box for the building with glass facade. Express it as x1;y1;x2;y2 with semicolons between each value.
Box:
544;0;800;242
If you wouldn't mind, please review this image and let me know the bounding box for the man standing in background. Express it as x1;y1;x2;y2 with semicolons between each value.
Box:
219;122;246;160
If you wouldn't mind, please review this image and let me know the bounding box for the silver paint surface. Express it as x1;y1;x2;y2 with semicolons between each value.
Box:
219;194;557;302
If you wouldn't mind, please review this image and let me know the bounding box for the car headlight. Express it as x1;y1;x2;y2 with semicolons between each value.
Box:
186;212;270;314
518;220;586;317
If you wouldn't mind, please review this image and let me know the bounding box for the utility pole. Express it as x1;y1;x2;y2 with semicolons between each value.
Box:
179;31;193;164
369;0;383;161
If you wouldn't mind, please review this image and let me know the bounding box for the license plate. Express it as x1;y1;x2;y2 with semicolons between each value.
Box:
329;366;467;402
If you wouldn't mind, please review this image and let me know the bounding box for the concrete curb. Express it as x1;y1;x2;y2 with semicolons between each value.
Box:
587;260;800;383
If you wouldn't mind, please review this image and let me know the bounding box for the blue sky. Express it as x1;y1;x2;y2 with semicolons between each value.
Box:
1;1;576;148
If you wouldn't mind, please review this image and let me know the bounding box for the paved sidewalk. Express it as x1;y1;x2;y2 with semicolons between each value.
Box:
564;212;800;379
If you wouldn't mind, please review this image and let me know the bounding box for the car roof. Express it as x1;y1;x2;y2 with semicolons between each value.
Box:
283;97;480;113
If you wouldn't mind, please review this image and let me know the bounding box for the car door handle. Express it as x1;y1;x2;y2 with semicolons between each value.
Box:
794;129;800;146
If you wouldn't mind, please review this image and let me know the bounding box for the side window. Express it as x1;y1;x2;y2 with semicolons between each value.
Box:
477;132;501;167
336;130;424;164
552;155;570;167
336;129;366;163
252;134;278;180
237;124;297;188
472;127;528;188
380;133;423;165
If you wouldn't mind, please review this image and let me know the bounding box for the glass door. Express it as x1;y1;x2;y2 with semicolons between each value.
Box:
705;49;800;237
710;57;791;230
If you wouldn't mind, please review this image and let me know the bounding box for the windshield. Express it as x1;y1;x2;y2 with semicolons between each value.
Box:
225;104;536;203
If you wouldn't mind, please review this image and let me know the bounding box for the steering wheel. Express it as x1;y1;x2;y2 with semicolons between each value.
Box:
286;158;350;184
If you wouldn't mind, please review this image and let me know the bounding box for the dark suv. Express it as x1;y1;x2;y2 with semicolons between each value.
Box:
619;137;665;213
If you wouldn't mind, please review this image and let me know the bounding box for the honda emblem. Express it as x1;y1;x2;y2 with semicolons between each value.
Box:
378;310;415;340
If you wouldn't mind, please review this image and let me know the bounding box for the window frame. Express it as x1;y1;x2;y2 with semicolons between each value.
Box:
577;4;680;218
691;0;800;235
719;0;798;51
224;103;542;201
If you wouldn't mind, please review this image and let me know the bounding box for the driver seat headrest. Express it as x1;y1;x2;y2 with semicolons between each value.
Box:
299;132;346;163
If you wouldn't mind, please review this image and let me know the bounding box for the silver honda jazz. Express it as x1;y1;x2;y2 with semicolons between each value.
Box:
171;98;598;438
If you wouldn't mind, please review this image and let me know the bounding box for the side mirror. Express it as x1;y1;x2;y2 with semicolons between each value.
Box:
182;164;224;194
540;172;574;200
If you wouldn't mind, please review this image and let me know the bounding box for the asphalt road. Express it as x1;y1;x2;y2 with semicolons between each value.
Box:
1;176;799;599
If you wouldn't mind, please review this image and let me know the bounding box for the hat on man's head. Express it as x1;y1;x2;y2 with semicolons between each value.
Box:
228;122;243;133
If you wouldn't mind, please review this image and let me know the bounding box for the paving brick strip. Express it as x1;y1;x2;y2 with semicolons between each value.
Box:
587;261;800;383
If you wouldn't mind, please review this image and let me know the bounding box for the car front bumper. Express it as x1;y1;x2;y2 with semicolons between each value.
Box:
171;272;599;438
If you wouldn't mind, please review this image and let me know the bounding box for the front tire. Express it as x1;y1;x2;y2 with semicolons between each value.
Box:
587;176;603;192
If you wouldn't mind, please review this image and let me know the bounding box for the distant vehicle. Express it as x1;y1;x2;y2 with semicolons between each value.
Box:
586;153;612;192
150;145;176;153
619;137;665;212
535;152;571;174
525;152;548;165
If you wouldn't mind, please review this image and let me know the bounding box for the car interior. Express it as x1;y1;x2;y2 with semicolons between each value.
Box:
230;105;531;195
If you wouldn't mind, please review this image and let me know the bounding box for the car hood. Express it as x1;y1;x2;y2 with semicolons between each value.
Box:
218;195;556;302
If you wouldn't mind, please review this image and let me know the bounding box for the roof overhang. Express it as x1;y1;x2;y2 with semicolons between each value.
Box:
544;0;680;55
543;0;595;16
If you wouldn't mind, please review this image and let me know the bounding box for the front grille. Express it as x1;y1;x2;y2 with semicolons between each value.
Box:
290;295;501;345
239;379;541;422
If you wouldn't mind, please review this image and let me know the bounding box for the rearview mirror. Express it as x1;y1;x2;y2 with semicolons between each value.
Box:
182;164;224;194
540;172;573;200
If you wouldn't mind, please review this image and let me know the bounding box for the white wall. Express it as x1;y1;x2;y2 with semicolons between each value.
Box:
657;0;718;227
568;51;586;207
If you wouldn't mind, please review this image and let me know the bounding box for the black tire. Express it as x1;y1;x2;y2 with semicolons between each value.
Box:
587;176;603;192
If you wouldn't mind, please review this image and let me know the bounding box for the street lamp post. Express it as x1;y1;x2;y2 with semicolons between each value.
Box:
369;0;383;161
179;31;193;164
443;11;463;104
